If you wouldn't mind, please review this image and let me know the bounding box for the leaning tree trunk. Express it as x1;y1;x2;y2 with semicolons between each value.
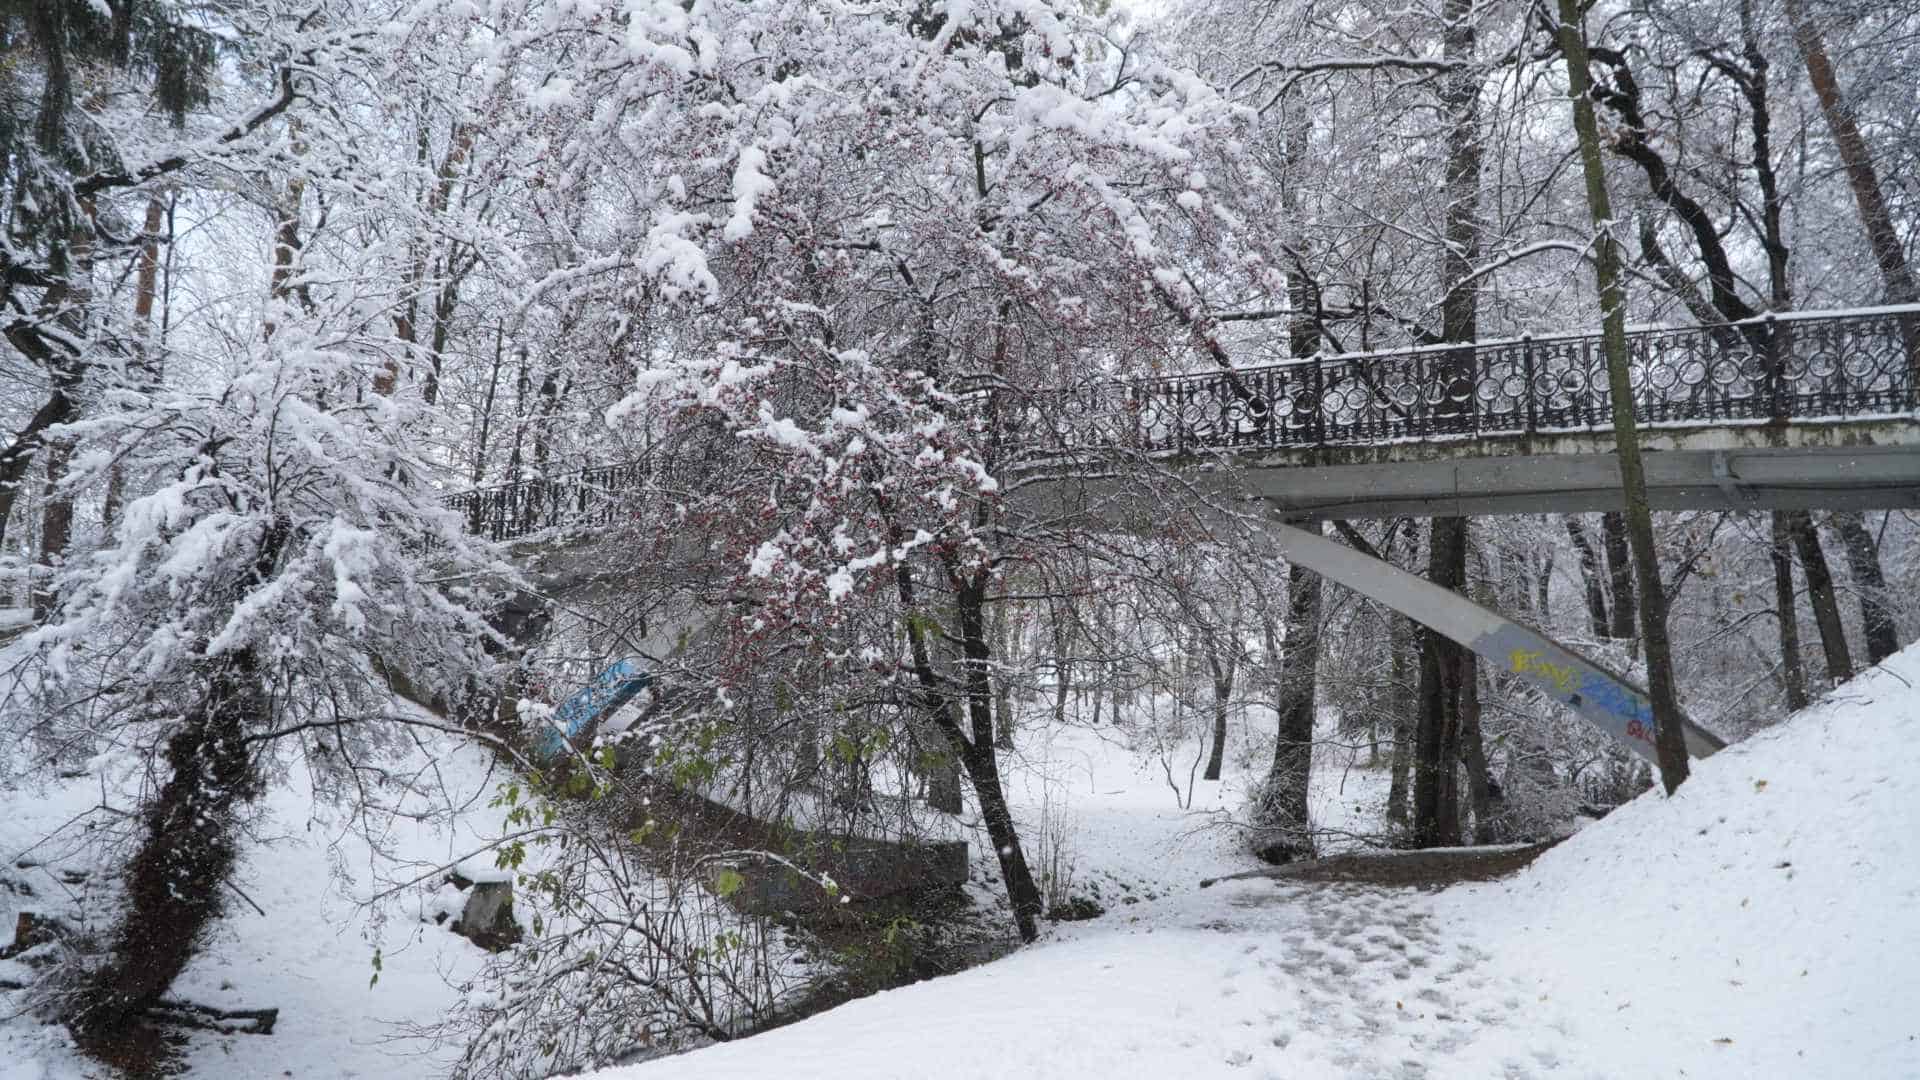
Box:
1202;630;1237;782
1828;510;1899;664
1459;657;1502;843
952;573;1042;939
1557;0;1691;792
69;648;267;1042
889;514;1043;940
1783;0;1919;308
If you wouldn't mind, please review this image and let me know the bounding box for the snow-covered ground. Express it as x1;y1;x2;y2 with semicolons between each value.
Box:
4;650;1916;1078
603;651;1920;1079
0;726;509;1079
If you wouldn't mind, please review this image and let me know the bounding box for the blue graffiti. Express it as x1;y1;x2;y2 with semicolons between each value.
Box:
1575;670;1654;726
536;658;651;760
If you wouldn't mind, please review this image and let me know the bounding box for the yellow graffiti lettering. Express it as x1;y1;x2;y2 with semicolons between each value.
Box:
1508;648;1579;694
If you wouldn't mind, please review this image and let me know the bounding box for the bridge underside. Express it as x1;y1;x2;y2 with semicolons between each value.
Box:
1033;419;1920;521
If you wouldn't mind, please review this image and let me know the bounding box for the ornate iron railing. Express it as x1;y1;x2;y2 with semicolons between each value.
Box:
451;460;658;543
452;307;1920;541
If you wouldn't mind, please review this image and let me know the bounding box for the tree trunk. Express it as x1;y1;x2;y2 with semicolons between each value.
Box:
1782;0;1919;307
925;719;964;815
0;385;77;555
1459;657;1501;843
1770;511;1811;713
1600;510;1637;641
30;441;72;622
951;572;1041;940
1564;516;1611;638
70;649;265;1043
1829;510;1899;664
993;602;1016;751
1051;603;1072;726
1413;517;1468;845
1385;615;1414;825
1409;0;1485;843
1557;0;1691;792
1784;508;1853;683
1202;632;1236;782
102;195;172;534
1254;560;1321;863
888;519;1041;940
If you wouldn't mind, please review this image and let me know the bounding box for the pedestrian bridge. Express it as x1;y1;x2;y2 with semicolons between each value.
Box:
453;306;1920;538
450;309;1920;769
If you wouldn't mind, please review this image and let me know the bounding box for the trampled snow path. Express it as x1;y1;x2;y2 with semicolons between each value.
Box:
606;870;1572;1079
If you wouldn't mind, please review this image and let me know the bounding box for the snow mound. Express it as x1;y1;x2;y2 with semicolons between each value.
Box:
1471;643;1920;1075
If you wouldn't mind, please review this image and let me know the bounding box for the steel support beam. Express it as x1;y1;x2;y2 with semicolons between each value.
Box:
1243;516;1724;763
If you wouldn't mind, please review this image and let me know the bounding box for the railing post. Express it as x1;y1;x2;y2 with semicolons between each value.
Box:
1521;334;1537;434
1174;381;1187;455
1311;360;1327;446
1765;311;1786;421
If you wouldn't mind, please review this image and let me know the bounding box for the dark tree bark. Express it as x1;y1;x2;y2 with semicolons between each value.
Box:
30;442;73;621
69;511;290;1042
1770;511;1811;713
1564;516;1611;638
949;571;1041;938
1829;510;1899;664
1600;510;1637;641
1783;509;1852;684
1202;629;1238;782
1408;0;1483;845
1413;517;1467;846
70;651;265;1042
1254;560;1321;863
1459;658;1502;843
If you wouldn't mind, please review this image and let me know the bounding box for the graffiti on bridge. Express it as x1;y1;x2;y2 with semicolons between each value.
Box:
1481;629;1663;760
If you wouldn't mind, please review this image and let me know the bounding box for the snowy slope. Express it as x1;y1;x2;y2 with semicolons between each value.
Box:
1462;645;1920;1075
603;649;1920;1080
0;728;509;1079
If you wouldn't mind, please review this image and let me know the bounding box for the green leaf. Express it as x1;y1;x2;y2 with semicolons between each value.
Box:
714;868;746;898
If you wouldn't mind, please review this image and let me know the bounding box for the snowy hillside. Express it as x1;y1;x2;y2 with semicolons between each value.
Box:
602;649;1920;1079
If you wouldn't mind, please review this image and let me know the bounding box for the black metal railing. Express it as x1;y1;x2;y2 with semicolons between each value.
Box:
452;307;1920;542
450;460;658;543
